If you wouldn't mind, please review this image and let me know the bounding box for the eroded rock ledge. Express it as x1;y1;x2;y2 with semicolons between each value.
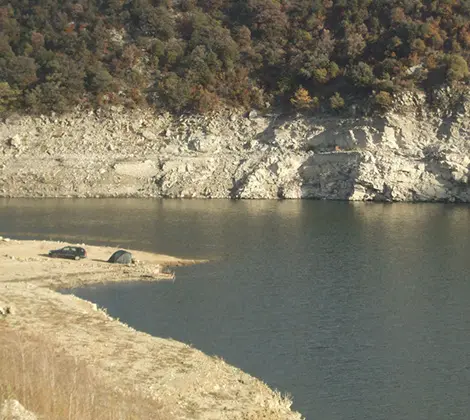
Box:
1;90;469;202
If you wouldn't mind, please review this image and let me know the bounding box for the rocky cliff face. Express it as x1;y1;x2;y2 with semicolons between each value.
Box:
1;90;469;201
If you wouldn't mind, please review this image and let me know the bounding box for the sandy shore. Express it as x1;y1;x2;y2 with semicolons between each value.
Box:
0;239;302;420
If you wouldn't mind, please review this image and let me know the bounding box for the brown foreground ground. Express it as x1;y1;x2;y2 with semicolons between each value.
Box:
0;239;302;420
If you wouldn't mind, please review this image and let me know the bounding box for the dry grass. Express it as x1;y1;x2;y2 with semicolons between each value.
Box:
0;323;167;420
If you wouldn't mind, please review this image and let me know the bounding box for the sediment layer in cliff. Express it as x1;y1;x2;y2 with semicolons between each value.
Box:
1;90;469;202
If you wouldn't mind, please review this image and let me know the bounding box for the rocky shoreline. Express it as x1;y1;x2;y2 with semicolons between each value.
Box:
0;239;302;420
1;90;469;202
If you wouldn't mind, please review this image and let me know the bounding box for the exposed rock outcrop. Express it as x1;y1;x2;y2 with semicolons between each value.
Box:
1;90;469;201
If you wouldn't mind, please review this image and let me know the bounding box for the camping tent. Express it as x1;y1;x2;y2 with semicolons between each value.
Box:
108;250;133;264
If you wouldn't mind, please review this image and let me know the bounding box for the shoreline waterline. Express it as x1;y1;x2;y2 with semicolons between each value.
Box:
0;238;302;420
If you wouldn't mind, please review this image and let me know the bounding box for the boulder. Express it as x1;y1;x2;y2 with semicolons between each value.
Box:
188;134;220;153
7;135;22;149
140;129;158;141
248;110;258;119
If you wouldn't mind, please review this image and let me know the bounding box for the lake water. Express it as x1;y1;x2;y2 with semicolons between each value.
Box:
1;198;470;419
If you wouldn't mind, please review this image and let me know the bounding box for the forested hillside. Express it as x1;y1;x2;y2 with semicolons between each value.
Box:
1;0;470;114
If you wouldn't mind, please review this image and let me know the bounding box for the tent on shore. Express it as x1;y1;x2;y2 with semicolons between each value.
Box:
108;250;133;264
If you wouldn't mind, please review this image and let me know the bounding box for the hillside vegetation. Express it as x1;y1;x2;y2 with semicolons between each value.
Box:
1;0;470;114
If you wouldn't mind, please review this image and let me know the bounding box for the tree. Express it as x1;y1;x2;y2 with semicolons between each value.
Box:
162;39;185;66
411;38;426;54
31;32;45;50
345;31;366;59
349;62;375;87
87;64;114;94
156;72;191;111
2;0;470;114
184;45;217;86
328;61;340;79
247;0;288;41
290;86;317;109
129;1;175;40
0;56;37;89
43;54;85;97
235;26;253;51
329;92;345;110
445;54;469;82
0;36;14;58
25;82;69;114
373;90;393;110
191;86;221;113
0;82;19;113
313;67;328;84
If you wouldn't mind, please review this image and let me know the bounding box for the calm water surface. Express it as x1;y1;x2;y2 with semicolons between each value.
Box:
1;199;470;420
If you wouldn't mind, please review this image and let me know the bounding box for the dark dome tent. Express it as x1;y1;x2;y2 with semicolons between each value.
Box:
108;250;133;264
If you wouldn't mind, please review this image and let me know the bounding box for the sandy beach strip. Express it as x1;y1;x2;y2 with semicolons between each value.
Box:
0;239;302;420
